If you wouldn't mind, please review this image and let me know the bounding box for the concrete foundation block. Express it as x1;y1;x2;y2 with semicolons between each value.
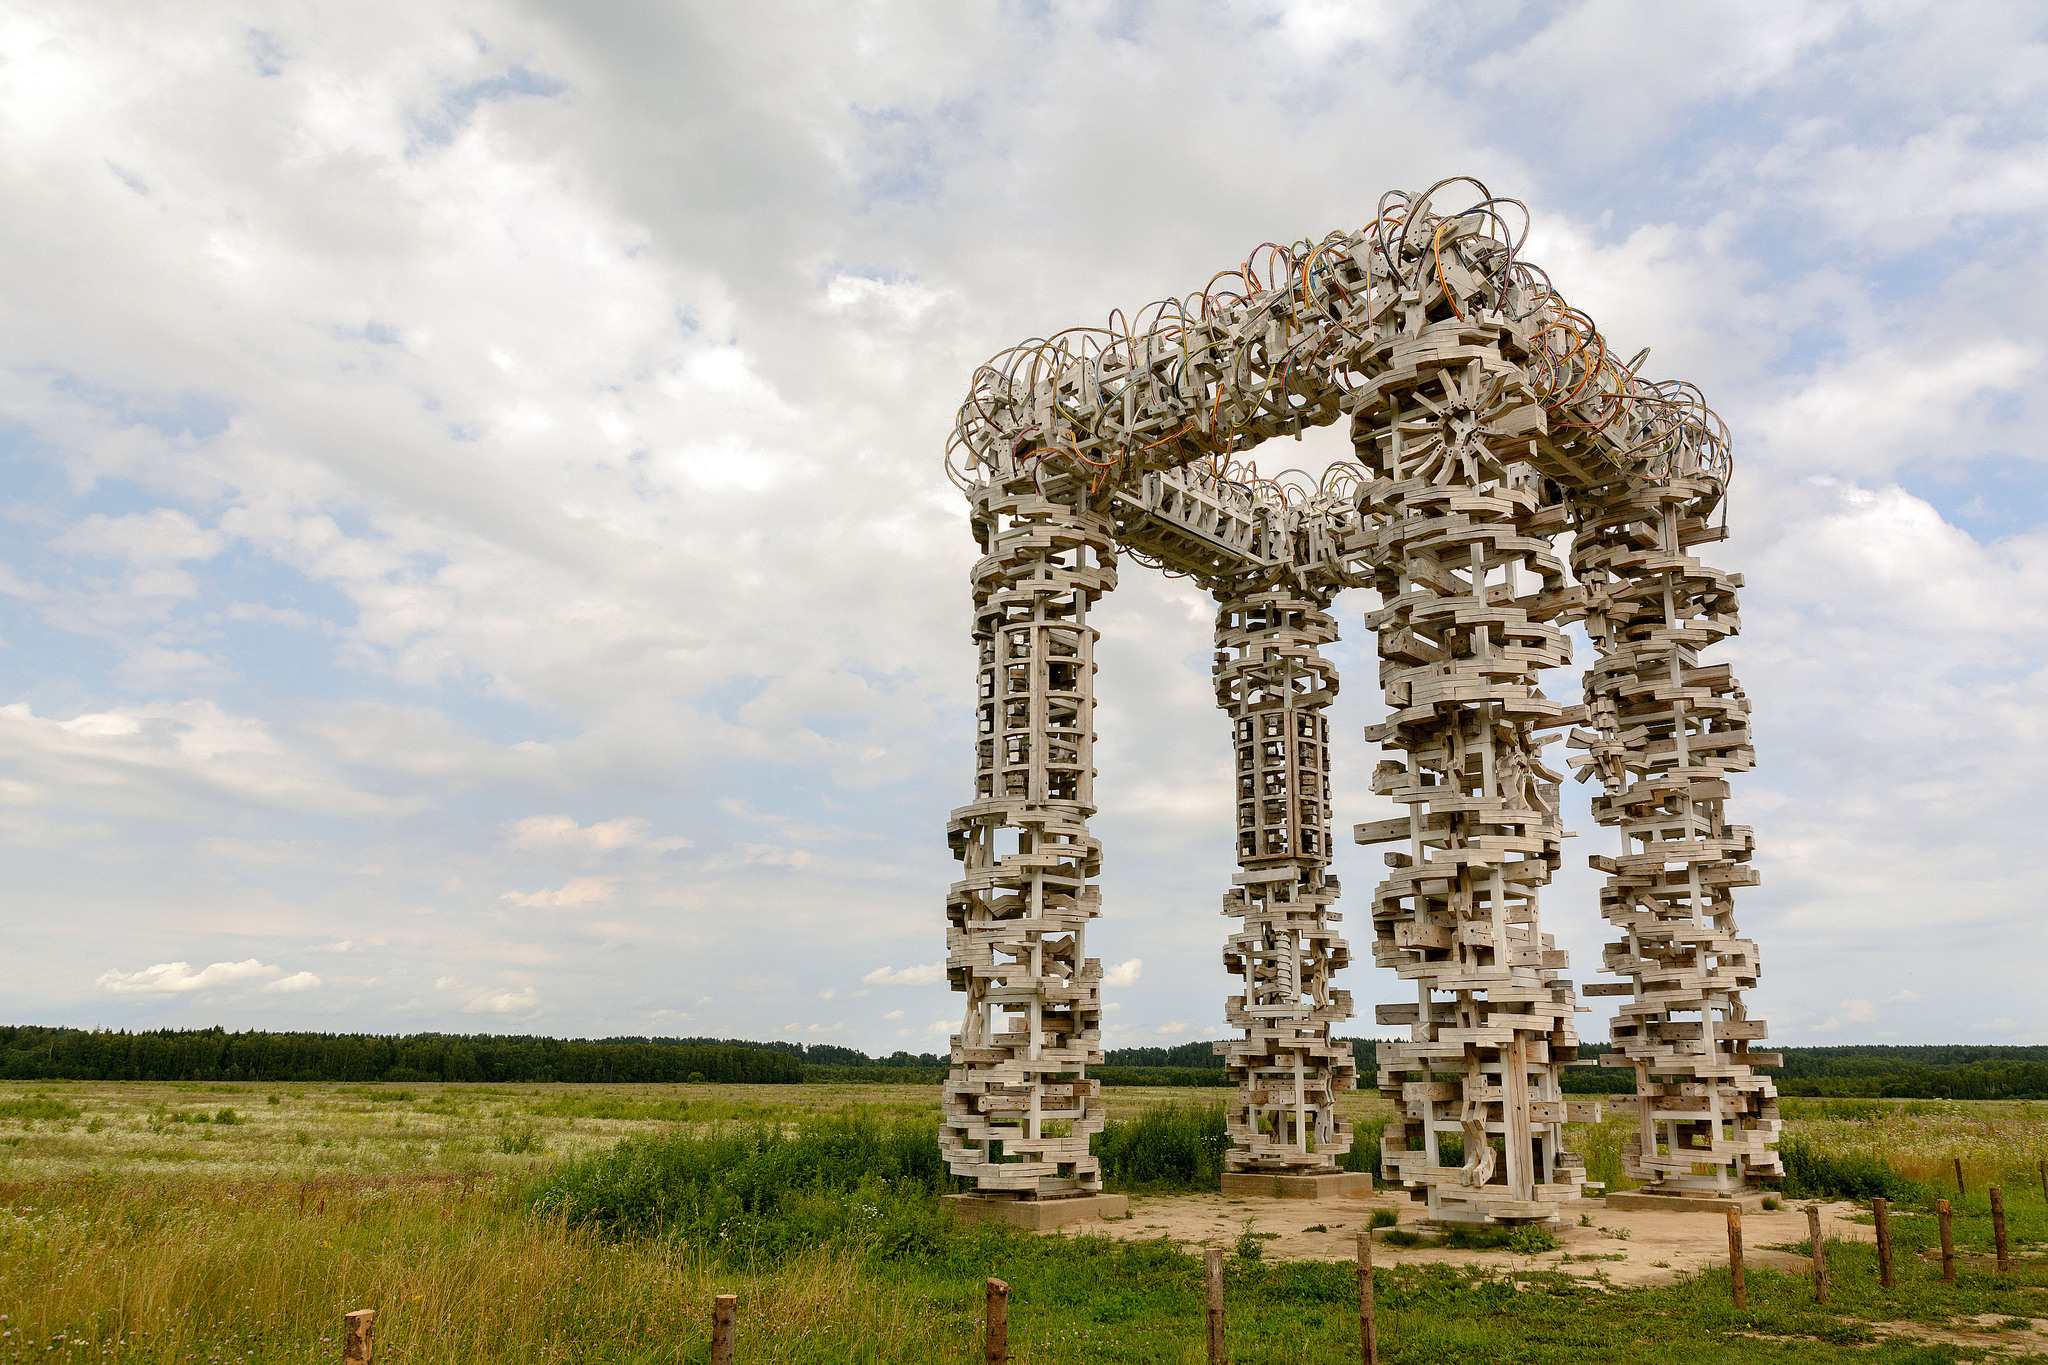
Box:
1604;1190;1770;1214
941;1192;1131;1231
1220;1171;1375;1200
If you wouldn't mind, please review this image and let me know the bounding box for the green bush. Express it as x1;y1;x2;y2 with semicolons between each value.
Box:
1368;1208;1398;1230
530;1110;958;1265
0;1098;81;1122
1093;1102;1228;1191
1778;1132;1924;1203
1338;1115;1387;1180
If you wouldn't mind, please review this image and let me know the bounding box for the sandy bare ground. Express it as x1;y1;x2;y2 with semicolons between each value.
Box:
1049;1191;1877;1287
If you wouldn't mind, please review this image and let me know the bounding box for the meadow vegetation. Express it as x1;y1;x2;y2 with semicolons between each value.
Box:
2;1081;2046;1362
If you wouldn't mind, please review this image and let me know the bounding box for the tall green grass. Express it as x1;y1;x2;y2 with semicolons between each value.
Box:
529;1110;957;1264
1092;1101;1227;1190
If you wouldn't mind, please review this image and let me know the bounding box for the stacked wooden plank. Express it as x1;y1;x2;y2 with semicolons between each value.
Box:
941;181;1762;1210
940;480;1117;1196
1346;341;1591;1224
1211;582;1358;1172
1569;477;1782;1196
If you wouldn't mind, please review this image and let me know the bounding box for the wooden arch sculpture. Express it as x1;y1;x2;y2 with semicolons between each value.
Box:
941;179;1781;1225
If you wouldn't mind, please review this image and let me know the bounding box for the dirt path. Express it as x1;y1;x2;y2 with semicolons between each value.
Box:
1054;1191;1874;1287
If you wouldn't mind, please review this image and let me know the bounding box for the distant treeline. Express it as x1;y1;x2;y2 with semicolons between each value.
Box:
1554;1044;2048;1100
12;1026;2045;1098
0;1026;801;1085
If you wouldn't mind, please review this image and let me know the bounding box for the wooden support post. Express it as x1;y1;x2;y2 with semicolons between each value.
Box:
1954;1157;1966;1198
1806;1204;1829;1304
1873;1197;1894;1289
1206;1247;1226;1365
711;1294;736;1365
1357;1230;1378;1365
984;1277;1008;1364
1937;1198;1955;1282
1727;1206;1746;1310
342;1310;374;1365
2038;1157;2046;1207
1991;1187;2009;1273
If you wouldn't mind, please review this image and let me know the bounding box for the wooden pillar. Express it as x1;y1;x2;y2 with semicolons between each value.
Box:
710;1295;736;1365
1206;1246;1226;1365
1937;1198;1955;1282
1873;1197;1893;1289
342;1310;374;1365
1357;1230;1379;1364
985;1277;1009;1363
1806;1204;1828;1303
1991;1187;2009;1272
1727;1206;1746;1310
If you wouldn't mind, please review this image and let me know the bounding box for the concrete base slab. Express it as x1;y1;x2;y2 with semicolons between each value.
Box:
1604;1190;1770;1214
942;1192;1130;1231
1221;1171;1375;1200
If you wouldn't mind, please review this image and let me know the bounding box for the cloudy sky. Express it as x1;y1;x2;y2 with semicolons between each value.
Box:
4;2;2045;1053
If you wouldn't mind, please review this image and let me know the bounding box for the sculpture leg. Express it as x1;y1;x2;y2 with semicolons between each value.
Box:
942;479;1117;1197
1570;476;1781;1195
1351;378;1587;1225
1211;583;1356;1175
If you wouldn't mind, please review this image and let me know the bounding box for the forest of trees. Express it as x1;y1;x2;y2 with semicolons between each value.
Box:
8;1026;2046;1098
0;1025;802;1084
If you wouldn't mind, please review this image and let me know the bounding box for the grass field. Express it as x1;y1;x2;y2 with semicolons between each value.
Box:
3;1081;2047;1362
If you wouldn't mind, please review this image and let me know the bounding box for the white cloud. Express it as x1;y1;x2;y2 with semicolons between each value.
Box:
96;959;278;994
863;963;945;986
435;976;539;1014
263;971;322;993
882;1009;903;1020
1102;958;1142;988
3;3;2048;1049
508;815;691;852
501;876;616;909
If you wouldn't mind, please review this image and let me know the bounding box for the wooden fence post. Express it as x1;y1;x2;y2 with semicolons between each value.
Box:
985;1278;1009;1365
1954;1157;1966;1198
711;1294;736;1365
1727;1206;1747;1310
1937;1198;1955;1282
1206;1246;1226;1365
1357;1230;1378;1365
1991;1187;2010;1273
2038;1157;2046;1207
342;1309;374;1365
1873;1196;1894;1289
1806;1204;1829;1304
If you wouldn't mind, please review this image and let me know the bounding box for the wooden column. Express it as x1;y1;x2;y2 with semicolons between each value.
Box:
1937;1199;1955;1282
1206;1247;1226;1365
985;1277;1009;1364
342;1310;374;1365
710;1295;736;1365
1727;1206;1746;1310
1806;1204;1828;1303
1357;1230;1379;1364
1992;1187;2009;1272
1874;1197;1894;1289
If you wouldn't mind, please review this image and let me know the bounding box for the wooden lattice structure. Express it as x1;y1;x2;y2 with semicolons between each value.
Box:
941;178;1780;1221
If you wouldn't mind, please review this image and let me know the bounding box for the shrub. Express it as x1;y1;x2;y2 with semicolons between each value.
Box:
1778;1132;1924;1203
1093;1102;1228;1191
1338;1115;1387;1180
0;1098;82;1122
530;1110;957;1265
1368;1208;1398;1230
214;1108;240;1125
